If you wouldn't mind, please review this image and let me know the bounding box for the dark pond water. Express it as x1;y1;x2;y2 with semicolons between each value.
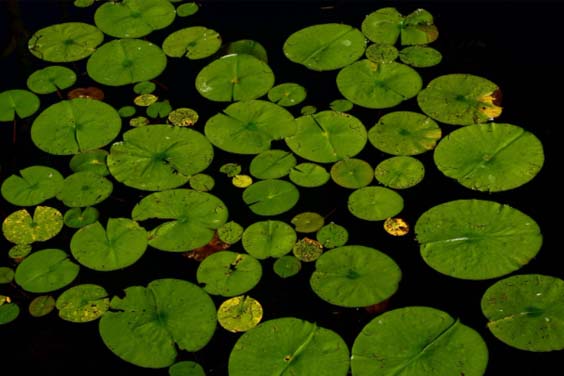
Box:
0;1;561;375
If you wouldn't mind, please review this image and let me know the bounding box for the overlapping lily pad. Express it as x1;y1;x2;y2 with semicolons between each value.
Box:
56;171;113;208
163;26;221;59
0;89;40;122
249;149;296;179
69;149;109;176
15;249;80;293
289;163;330;187
242;179;299;216
224;39;268;62
399;46;442;67
242;220;297;259
1;165;63;206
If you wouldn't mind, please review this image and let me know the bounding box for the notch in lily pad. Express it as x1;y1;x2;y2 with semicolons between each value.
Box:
15;248;80;293
1;165;63;206
242;220;297;259
218;295;263;333
27;66;77;95
56;284;110;322
163;26;221;60
2;206;63;245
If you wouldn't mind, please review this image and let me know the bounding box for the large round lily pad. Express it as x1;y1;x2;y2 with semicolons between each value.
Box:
481;274;564;352
87;38;167;86
283;23;366;71
108;125;214;191
310;245;401;307
131;189;228;252
0;89;40;122
2;206;63;245
195;54;275;102
348;186;404;221
242;220;297;259
229;317;350;376
204;100;295;154
27;22;104;62
433;123;544;192
351;306;488;376
56;171;113;208
336;60;422;109
163;26;221;59
99;278;216;368
242;179;299;216
15;249;80;293
31;98;121;155
285;111;367;163
417;74;502;125
415;199;542;280
1;165;64;206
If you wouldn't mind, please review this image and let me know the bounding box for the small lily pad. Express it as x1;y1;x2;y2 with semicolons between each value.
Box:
242;220;297;259
63;207;99;229
232;174;253;188
267;83;307;107
29;295;56;317
348;186;404;221
273;255;302;278
176;2;199;17
163;26;221;60
220;163;241;177
329;98;353;112
291;212;325;233
27;66;77;94
69;149;109;176
169;361;205;376
218;295;263;333
0;267;15;284
56;171;113;208
243;179;300;216
399;45;442;67
134;93;158;107
224;39;268;62
0;302;20;325
330;158;373;189
374;156;425;189
56;284;110;322
0;89;40;122
249;149;297;179
147;100;172;119
300;105;317;115
365;43;398;63
168;107;199;126
316;222;348;248
189;173;215;192
15;249;80;293
217;221;244;245
8;244;32;260
383;217;410;236
133;81;156;94
289;163;330;188
293;238;323;262
2;206;63;245
1;165;64;206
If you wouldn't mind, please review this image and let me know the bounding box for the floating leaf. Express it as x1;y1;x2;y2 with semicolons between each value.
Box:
291;212;325;233
131;189;228;252
336;60;422;109
218;295;263;333
8;244;32;260
374;156;425;189
329;98;353;112
316;222;348;248
330;158;373;189
481;274;564;352
267;83;307;107
129;116;149;127
29;295;56;317
361;8;438;46
243;179;300;216
2;206;63;245
273;255;302;278
433;123;544;192
310;245;401;307
134;93;158;107
168;107;199;126
197;251;262;297
63;207;99;229
242;220;297;259
15;249;79;293
147;100;172;119
169;361;205;376
163;26;221;59
415;199;542;280
176;2;199;17
283;23;366;71
399;45;442;67
56;284;110;322
189;173;215;192
293;238;323;262
133;81;156;94
289;162;330;187
99;278;216;368
232;174;253;188
0;267;15;284
365;43;398;63
56;171;113;208
224;39;268;62
300;105;317;115
220;163;242;177
217;221;244;245
69;149;109;176
0;301;19;325
26;66;77;94
249;149;296;179
0;89;40;122
348;186;404;221
351;306;488;375
383;217;410;236
1;165;64;206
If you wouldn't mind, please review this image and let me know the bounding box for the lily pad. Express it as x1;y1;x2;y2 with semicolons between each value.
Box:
368;111;442;155
329;98;353;112
195;54;275;102
146;100;172;119
249;149;297;179
205;100;295;154
70;218;147;271
1;165;64;206
242;179;300;216
133;81;156;94
26;66;77;94
131;189;228;252
27;22;104;62
399;45;442;67
267;83;307;107
176;2;199;17
56;171;113;208
2;206;63;245
415;199;542;280
242;220;297;259
291;212;325;233
0;267;15;284
69;149;109;176
232;174;253;188
481;274;564;352
283;23;366;71
169;361;205;376
163;26;221;59
98;278;216;368
87;39;167;86
273;255;302;278
433;123;544;192
289;163;330;187
417;74;502;125
361;8;438;46
0;89;40;122
293;238;323;262
217;221;244;245
224;39;268;62
197;251;262;297
56;283;110;322
189;174;215;192
330;158;373;189
285;111;367;163
8;244;32;260
351;306;488;376
228;317;350;376
168;107;199;127
0;302;20;325
310;245;401;307
365;43;398;63
29;295;56;317
348;186;404;221
374;156;425;189
94;0;176;38
316;222;348;248
15;249;80;293
336;60;422;109
31;98;121;155
63;207;99;229
107;125;214;191
217;295;263;333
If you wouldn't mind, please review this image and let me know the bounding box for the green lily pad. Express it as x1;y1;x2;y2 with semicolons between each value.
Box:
267;83;307;107
176;2;199;17
189;173;215;192
0;267;15;284
289;163;330;188
2;206;63;245
273;255;302;278
26;66;77;94
168;107;199;127
31;98;121;155
310;245;401;307
87;38;167;86
300;105;317;115
69;149;109;176
283;23;366;71
351;306;488;376
374;156;425;189
316;222;348;248
417;74;502;125
250;149;297;179
330;158;373;189
229;317;350;376
8;244;32;260
27;22;104;62
368;111;442;155
205;100;295;154
146;100;172;119
169;361;205;376
217;221;244;245
224;39;268;62
119;105;136;117
133;81;156;95
242;220;297;259
415;199;542;280
107;125;214;191
348;186;404;221
163;26;221;59
285;111;367;163
98;278;216;368
361;8;438;46
329;98;353;112
0;302;20;325
56;171;113;208
336;60;422;109
131;189;228;252
70;218;147;271
291;212;325;233
197;251;262;297
63;207;99;229
0;89;40;122
15;249;80;293
293;238;323;262
242;179;300;216
1;165;64;206
434;123;544;192
195;54;275;102
218;295;263;333
365;43;398;63
56;284;110;322
481;274;564;352
94;0;176;38
29;295;56;317
399;45;442;68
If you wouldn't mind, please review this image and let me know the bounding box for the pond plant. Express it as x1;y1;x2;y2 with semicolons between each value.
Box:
0;1;558;375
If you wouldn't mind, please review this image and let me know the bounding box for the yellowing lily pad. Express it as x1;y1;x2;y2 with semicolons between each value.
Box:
2;206;63;245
